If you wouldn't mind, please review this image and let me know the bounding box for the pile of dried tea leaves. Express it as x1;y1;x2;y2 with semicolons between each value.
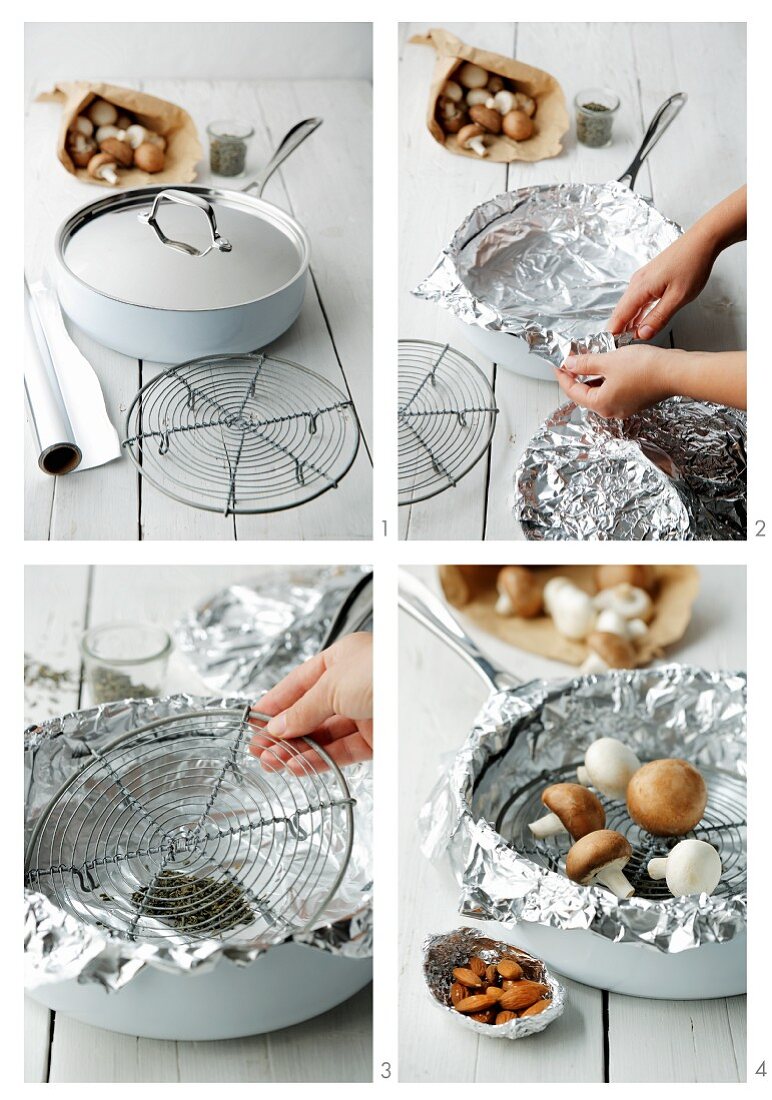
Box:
131;869;254;935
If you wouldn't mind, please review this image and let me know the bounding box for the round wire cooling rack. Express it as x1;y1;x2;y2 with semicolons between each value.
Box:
494;762;746;902
398;340;498;506
123;353;360;516
24;707;355;947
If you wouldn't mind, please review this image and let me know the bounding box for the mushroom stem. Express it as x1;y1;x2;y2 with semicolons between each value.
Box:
528;812;566;839
595;866;634;899
647;857;668;880
576;765;590;787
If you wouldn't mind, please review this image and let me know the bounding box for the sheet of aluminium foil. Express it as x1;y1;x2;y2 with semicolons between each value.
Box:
174;565;370;695
419;667;746;954
25;694;373;992
413;181;682;366
516;399;747;541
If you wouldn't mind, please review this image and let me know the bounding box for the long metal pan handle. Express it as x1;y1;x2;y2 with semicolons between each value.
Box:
398;570;515;693
618;92;687;190
242;117;322;197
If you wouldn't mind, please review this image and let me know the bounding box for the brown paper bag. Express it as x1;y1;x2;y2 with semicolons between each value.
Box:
411;28;569;163
36;81;203;188
438;565;700;667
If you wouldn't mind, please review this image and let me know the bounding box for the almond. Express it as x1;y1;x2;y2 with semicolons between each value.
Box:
502;979;518;990
485;963;500;985
496;959;524;981
521;998;551;1017
470;1010;494;1024
449;981;467;1006
452;967;483;988
485;986;504;1000
454;993;500;1014
495;1010;518;1025
499;981;550;1013
468;955;487;978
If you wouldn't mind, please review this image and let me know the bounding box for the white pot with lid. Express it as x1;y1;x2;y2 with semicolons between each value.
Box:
54;119;318;364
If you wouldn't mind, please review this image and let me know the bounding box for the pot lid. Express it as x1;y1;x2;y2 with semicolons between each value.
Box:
58;187;308;312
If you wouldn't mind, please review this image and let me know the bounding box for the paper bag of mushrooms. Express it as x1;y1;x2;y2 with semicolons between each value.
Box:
439;564;700;672
36;81;203;188
410;28;569;162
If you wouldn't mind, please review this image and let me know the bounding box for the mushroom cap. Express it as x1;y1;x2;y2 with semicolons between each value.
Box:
596;564;657;594
99;137;133;166
87;152;118;179
595;583;654;622
87;98;118;127
456;123;485;149
583;737;641;800
469;104;502;134
502;110;534;141
134;142;165;172
566;829;632;884
457;62;489;89
586;631;635;670
663;838;722;896
627;758;707;836
541;782;605;839
496;566;542;618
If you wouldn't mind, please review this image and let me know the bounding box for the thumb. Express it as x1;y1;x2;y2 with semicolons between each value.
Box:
635;288;681;340
561;353;606;377
264;670;336;738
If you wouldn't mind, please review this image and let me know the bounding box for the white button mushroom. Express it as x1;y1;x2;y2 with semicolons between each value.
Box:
69;115;94;138
488;90;518;115
87;98;119;127
457;62;489;90
466;89;491;107
546;580;596;640
95;124;124;145
124;124;150;150
595;583;653;622
576;737;641;799
441;80;464;103
647;839;722;897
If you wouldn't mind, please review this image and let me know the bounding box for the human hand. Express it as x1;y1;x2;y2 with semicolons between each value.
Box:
248;632;373;773
607;231;716;340
555;345;676;419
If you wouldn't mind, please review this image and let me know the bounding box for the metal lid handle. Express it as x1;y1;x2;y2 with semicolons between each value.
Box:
138;189;232;257
242;118;322;197
618;92;688;190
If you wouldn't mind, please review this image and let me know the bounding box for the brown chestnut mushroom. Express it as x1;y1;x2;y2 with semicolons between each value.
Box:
456;123;488;158
502;110;534;141
495;566;542;618
528;782;605;840
469;104;502;135
67;131;97;168
626;759;708;837
566;829;635;898
99;137;133;167
134;142;165;173
87;152;119;186
584;631;636;670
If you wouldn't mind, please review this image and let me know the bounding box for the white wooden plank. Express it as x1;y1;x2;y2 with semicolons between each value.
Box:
174;987;372;1082
608;994;746;1083
24;564;90;724
24;997;51;1083
399;24;514;540
48;1015;179;1083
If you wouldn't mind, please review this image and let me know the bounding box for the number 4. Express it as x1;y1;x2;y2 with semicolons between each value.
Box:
756;1061;767;1077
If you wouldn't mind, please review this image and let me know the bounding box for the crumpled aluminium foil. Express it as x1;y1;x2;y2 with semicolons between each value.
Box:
423;928;565;1040
516;399;747;540
419;667;746;954
25;694;373;992
413;181;682;366
174;565;370;695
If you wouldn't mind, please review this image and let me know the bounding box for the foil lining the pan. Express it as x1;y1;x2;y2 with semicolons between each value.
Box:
25;694;373;991
516;399;747;540
413;181;682;366
423;928;565;1039
174;565;370;695
419;667;746;954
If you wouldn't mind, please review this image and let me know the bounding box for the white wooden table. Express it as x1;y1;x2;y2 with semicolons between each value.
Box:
399;22;746;540
399;565;746;1082
24;564;372;1083
25;78;372;540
